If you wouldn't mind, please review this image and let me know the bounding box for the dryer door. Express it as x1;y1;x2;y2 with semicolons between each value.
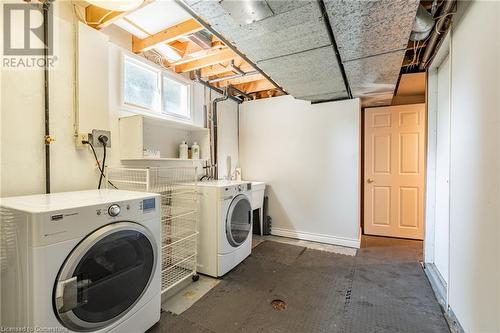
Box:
53;222;157;332
226;194;252;247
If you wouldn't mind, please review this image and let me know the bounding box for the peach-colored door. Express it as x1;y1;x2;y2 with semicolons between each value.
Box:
364;104;426;240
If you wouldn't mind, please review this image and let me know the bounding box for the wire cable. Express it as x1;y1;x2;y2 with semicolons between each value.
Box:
83;140;118;189
97;138;107;189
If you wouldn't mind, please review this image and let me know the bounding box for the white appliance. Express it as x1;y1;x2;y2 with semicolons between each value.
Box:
197;181;253;277
250;182;266;235
0;190;161;332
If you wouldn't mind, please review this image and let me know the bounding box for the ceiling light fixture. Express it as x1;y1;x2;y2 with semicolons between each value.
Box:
86;0;143;12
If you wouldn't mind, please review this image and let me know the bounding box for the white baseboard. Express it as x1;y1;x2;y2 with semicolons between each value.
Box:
271;227;361;249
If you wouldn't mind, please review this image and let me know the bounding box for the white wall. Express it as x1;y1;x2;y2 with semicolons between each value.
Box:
426;2;500;331
239;96;361;248
447;2;500;331
0;1;237;197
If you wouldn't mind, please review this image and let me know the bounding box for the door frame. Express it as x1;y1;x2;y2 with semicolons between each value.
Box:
423;31;452;307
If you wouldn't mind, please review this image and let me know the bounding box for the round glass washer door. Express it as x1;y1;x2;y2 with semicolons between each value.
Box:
53;222;157;332
226;194;252;247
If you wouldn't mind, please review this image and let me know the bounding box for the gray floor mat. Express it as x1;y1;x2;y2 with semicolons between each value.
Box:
149;237;449;333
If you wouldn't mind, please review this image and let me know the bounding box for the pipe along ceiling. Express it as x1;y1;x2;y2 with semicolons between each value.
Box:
182;0;419;106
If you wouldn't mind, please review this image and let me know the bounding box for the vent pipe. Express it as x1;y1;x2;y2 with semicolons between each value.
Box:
410;4;435;41
419;0;456;69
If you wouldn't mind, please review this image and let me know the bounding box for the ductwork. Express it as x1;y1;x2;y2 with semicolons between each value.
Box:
410;4;434;41
420;0;456;69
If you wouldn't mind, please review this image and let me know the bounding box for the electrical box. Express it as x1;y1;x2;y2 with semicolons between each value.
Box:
91;129;111;148
75;133;90;149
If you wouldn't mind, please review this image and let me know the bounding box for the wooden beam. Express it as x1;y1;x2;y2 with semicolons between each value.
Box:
199;63;233;77
201;60;254;78
232;79;275;93
168;41;189;58
175;48;237;73
253;89;285;100
171;45;227;66
132;19;203;53
216;73;263;87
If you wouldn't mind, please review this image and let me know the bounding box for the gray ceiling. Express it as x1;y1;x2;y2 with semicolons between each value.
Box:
184;0;419;105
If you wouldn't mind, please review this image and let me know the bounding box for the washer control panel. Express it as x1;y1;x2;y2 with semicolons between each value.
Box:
223;183;252;198
108;204;121;217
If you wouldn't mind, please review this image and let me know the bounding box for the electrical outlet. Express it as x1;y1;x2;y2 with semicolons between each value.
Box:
91;129;111;148
75;133;90;149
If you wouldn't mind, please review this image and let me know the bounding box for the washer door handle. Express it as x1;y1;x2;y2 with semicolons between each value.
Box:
55;277;89;313
55;276;78;313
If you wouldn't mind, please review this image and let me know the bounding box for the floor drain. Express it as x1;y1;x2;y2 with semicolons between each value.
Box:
271;299;287;311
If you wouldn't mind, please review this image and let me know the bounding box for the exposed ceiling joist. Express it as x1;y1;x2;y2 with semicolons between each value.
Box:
132;18;203;53
170;45;227;66
168;41;188;57
175;48;237;73
201;61;254;78
216;73;263;88
233;79;276;93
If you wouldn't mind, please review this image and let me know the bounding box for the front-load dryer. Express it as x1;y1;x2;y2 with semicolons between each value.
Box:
0;189;161;332
197;181;253;277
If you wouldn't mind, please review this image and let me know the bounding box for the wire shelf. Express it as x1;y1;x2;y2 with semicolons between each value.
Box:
161;254;196;292
106;166;199;294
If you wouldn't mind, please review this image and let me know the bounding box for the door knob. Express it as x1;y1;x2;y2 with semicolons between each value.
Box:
367;178;375;183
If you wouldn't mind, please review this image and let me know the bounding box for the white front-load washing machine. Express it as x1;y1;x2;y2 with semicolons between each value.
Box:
197;181;253;277
0;189;161;332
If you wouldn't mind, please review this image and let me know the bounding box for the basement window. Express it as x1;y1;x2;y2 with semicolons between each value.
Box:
123;57;161;111
162;73;191;120
122;55;192;121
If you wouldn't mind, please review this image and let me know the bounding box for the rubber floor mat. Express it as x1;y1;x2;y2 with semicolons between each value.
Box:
148;237;449;333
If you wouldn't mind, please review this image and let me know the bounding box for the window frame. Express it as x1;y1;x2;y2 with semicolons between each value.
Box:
121;52;193;122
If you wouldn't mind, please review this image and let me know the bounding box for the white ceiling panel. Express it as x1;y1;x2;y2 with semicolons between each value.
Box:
124;0;192;35
113;18;149;38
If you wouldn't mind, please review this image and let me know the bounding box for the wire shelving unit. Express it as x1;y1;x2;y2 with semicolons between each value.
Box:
106;166;199;293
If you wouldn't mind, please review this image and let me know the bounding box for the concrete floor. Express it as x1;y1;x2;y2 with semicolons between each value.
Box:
150;235;449;333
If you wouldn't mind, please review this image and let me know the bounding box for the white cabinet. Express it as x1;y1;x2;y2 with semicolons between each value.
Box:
119;115;210;161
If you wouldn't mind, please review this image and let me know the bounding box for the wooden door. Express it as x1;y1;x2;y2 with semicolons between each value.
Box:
364;104;426;240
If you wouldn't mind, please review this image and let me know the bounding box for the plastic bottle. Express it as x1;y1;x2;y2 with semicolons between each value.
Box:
179;141;188;159
191;142;200;160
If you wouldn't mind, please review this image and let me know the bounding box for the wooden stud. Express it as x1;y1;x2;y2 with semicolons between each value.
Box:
132;19;204;53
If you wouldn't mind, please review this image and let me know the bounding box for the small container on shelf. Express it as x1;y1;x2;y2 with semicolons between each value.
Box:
191;142;200;160
179;141;188;159
143;148;160;159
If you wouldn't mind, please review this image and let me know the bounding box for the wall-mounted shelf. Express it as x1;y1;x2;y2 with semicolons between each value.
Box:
122;158;208;162
119;115;210;161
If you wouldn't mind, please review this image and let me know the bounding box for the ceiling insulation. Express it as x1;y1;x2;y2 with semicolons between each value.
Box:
184;0;348;101
325;0;419;105
183;0;419;106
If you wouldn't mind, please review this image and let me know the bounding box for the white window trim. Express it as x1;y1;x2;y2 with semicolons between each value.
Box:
120;50;194;123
